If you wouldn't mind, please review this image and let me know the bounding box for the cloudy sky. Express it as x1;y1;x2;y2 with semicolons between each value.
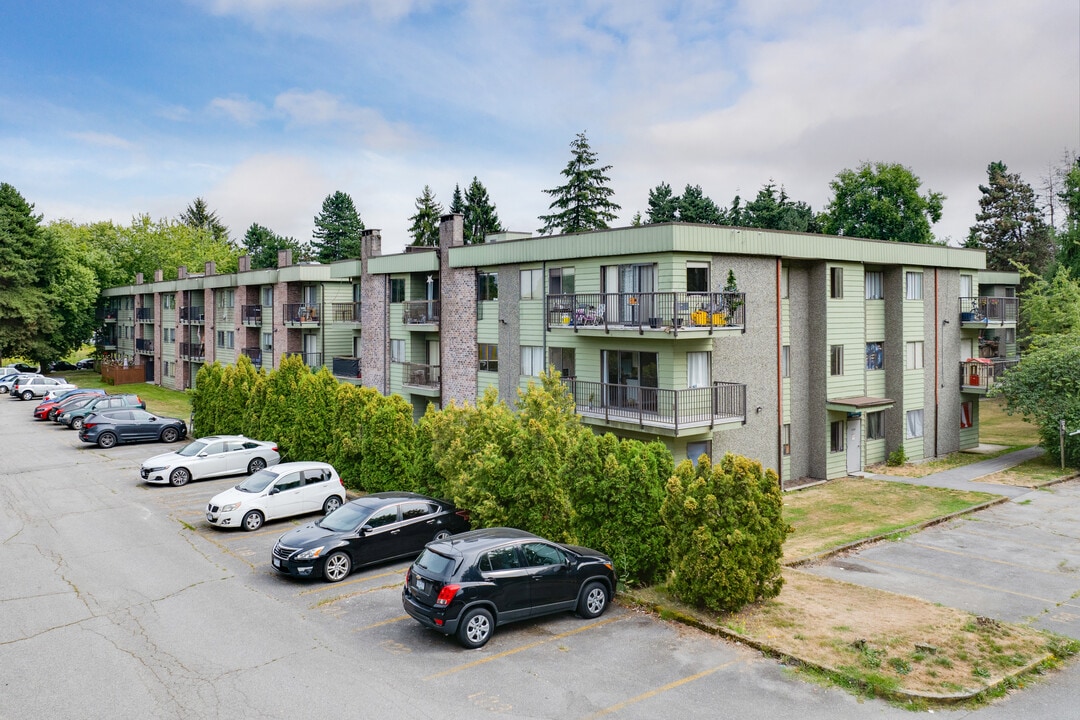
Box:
2;0;1077;255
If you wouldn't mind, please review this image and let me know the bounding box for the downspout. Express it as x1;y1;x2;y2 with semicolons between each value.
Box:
777;258;784;491
934;268;939;459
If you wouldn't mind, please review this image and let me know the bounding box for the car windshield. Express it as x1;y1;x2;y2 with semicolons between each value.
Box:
318;503;372;533
236;469;278;493
176;440;209;457
414;548;456;576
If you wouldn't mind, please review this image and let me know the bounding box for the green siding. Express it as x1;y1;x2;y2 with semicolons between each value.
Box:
826;263;865;400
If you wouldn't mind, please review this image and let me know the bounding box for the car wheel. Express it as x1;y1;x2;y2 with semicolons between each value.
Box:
241;510;264;532
71;417;84;430
48;409;58;420
21;390;33;401
96;432;117;449
160;426;179;443
457;607;494;649
168;467;191;487
323;551;351;582
323;495;342;515
432;529;452;542
577;581;609;619
247;457;266;474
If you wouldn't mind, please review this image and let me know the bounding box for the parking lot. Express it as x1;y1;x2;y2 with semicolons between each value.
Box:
3;392;1080;719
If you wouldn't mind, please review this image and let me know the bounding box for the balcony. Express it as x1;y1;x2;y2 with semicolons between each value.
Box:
563;379;746;433
283;303;321;327
333;302;362;323
959;296;1018;326
99;337;118;351
285;351;323;368
241;347;262;369
402;300;440;326
179;342;205;361
241;305;263;326
401;362;440;390
97;308;118;323
332;356;361;378
179;307;206;324
546;292;745;336
136;308;154;323
135;338;154;354
960;357;1019;394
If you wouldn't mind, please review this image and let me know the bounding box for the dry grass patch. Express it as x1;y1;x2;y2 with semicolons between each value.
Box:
867;447;1022;478
980;397;1041;446
783;478;995;562
975;456;1078;488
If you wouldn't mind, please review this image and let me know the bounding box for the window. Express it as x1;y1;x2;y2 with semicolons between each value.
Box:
217;289;234;308
960;274;973;299
865;271;883;300
549;347;575;378
781;345;790;379
164;328;175;343
780;265;789;299
906;409;924;438
830;267;844;298
366;506;399;529
390;278;405;303
687;352;710;388
162;294;176;309
830;345;844;376
1003;328;1015;346
867;411;884;440
478;272;499;301
521;346;543;376
687;440;712;466
478;343;498;372
687;263;709;293
866;342;884;370
906;271;923;300
390;339;405;363
480;546;521;572
521;542;566;567
216;331;234;349
781;424;791;456
520;269;543;300
400;501;433;520
830;421;845;452
262;332;273;351
906;341;924;370
163;361;173;378
261;286;273;307
960;401;973;429
549;267;574;296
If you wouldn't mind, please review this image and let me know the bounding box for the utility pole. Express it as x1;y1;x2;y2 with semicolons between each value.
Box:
1061;419;1067;472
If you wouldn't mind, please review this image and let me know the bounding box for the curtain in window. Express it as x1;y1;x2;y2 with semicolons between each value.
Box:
686;352;709;388
906;272;923;299
906;410;924;438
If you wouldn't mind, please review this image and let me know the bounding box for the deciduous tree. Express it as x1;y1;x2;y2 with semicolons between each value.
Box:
0;183;56;363
1056;157;1080;276
538;132;620;235
242;223;307;269
821;162;944;243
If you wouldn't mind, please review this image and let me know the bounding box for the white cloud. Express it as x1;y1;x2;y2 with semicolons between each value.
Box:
208;95;267;126
67;131;137;151
209;154;330;241
272;89;423;150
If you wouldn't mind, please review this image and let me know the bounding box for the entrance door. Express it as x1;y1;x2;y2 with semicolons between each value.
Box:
846;418;862;474
303;333;318;365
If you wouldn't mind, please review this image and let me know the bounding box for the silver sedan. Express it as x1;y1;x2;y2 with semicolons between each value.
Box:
141;435;281;486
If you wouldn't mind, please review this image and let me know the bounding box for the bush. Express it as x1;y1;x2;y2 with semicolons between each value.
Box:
886;446;907;467
660;453;791;613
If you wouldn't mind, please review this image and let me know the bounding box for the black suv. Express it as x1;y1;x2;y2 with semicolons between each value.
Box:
402;527;616;648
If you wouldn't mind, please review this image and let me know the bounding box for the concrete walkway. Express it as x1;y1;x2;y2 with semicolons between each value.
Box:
858;445;1049;498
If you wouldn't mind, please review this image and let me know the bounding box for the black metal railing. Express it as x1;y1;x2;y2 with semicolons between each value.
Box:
400;362;440;388
285;351;322;367
960;358;1019;391
241;347;262;368
283;303;321;325
333;302;361;323
562;379;746;431
546;292;745;334
332;356;361;378
136;308;154;322
179;307;206;323
402;300;440;325
241;305;263;325
97;308;118;322
179;342;205;361
959;296;1019;325
135;338;154;353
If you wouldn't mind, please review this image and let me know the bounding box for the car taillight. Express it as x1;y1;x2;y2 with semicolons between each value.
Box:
434;584;460;607
405;568;411;585
455;509;471;523
84;422;95;429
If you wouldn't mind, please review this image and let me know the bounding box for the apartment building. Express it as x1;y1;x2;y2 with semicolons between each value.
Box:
98;216;1018;486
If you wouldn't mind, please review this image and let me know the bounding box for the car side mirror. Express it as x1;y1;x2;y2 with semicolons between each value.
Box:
198;452;208;457
269;487;280;495
359;524;373;536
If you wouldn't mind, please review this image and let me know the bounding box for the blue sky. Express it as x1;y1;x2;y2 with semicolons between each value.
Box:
2;0;1077;254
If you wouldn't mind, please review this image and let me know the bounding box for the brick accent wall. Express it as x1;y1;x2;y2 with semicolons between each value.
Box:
359;230;388;394
438;214;477;406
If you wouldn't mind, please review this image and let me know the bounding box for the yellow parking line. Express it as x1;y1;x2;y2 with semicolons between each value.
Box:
353;615;411;632
425;615;623;680
298;568;406;595
858;557;1061;604
584;661;737;718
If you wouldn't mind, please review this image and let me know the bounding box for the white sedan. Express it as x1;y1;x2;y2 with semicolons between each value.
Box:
141;435;280;486
205;462;346;532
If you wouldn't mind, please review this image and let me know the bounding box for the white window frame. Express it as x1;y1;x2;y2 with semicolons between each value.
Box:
390;339;405;363
830;267;844;299
262;332;273;351
906;340;924;370
867;411;884;440
830;420;845;452
906;271;923;300
521;346;543;376
520;269;543;300
781;345;790;379
865;271;883;300
906;409;924;438
830;345;844;376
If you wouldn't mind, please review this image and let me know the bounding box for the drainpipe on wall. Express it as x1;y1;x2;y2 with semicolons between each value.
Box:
776;258;784;491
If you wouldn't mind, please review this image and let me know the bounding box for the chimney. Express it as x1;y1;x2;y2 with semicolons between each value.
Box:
178;266;188;279
278;249;293;268
238;255;251;272
205;261;216;276
439;213;465;249
135;272;144;285
154;269;163;282
361;229;382;260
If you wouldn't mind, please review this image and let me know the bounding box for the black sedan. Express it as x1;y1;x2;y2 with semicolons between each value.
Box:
78;408;187;448
402;527;617;648
271;492;470;583
49;361;78;371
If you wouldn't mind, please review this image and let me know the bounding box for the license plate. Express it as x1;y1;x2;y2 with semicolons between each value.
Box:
415;578;426;590
273;557;281;568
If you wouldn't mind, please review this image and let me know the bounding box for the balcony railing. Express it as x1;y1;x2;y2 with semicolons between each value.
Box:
241;347;262;368
333;302;362;323
136;308;154;322
959;296;1018;325
546;292;745;335
283;303;321;326
285;351;323;367
241;305;263;325
563;379;746;431
135;338;154;354
401;362;440;388
179;342;205;361
403;300;440;325
179;307;206;324
97;308;118;322
332;356;361;378
960;358;1019;393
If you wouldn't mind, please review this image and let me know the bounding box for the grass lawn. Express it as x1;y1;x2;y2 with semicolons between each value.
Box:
61;370;192;421
782;478;996;562
979;396;1041;446
975;455;1078;488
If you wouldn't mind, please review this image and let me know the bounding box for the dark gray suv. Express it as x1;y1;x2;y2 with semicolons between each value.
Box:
57;393;145;430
